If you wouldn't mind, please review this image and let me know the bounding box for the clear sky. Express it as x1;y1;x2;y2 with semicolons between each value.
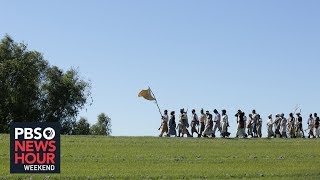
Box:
1;0;319;136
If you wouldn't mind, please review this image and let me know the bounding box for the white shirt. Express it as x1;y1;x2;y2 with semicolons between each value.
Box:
222;115;228;123
200;114;206;123
252;113;258;123
214;113;221;123
162;114;168;123
267;118;273;127
308;117;314;128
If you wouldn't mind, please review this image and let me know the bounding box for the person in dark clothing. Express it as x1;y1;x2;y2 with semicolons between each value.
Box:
235;110;246;138
314;113;319;138
288;113;296;138
198;109;206;137
191;109;200;137
168;111;177;137
295;113;305;138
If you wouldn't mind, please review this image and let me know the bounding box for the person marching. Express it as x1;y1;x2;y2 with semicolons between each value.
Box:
159;110;169;137
179;109;191;137
280;113;288;138
177;109;183;137
252;110;258;138
267;114;275;138
198;109;206;137
295;113;305;138
202;111;214;137
288;113;296;138
212;109;221;138
221;110;229;138
274;114;282;138
177;122;182;137
257;114;262;138
191;109;200;137
168;111;177;137
247;114;253;138
235;111;239;138
235;110;246;138
243;112;248;137
314;113;320;138
307;113;315;138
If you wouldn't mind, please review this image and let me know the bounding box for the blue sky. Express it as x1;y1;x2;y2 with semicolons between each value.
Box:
1;0;319;136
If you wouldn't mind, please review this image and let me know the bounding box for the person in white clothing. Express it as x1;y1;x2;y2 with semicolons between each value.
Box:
212;109;221;137
307;114;315;138
243;112;248;137
280;114;287;138
159;110;169;137
221;109;229;138
267;114;274;138
202;111;213;137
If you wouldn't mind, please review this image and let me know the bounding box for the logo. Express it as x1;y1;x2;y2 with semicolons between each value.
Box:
10;122;60;173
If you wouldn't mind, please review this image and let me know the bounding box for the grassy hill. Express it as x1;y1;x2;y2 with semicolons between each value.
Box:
0;134;320;179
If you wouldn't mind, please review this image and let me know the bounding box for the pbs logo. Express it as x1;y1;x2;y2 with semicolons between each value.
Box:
15;127;56;140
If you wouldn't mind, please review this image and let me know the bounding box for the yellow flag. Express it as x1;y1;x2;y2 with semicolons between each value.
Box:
138;88;156;101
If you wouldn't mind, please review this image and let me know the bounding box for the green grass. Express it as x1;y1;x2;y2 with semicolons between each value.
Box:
1;134;320;179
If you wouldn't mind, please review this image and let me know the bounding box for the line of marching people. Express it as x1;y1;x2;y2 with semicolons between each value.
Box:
158;109;320;138
266;112;320;138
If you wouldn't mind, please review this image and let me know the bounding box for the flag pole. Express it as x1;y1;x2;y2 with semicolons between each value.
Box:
149;87;163;118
